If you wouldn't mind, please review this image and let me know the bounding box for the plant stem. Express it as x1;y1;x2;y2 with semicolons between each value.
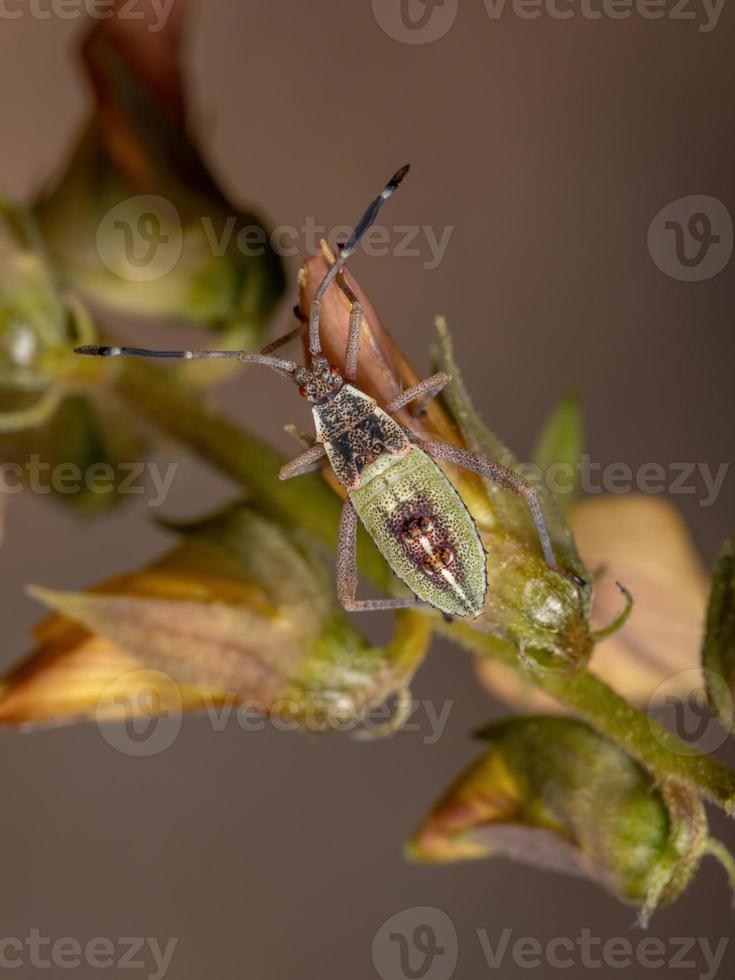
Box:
443;622;735;814
703;838;735;896
114;359;735;814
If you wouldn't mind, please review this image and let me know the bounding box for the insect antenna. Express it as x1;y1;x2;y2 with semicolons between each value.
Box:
74;345;298;380
308;164;410;356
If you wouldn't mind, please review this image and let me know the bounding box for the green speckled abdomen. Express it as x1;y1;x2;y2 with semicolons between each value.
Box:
349;446;487;618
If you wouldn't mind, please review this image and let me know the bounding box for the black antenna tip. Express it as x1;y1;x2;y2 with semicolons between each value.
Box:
390;164;411;189
75;345;113;356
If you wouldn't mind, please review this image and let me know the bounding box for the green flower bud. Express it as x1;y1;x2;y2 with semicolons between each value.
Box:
434;323;593;671
408;716;733;922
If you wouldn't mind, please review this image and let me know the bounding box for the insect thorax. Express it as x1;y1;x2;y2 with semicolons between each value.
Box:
313;385;409;491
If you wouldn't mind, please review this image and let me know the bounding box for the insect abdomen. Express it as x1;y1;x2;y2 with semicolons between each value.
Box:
350;446;487;618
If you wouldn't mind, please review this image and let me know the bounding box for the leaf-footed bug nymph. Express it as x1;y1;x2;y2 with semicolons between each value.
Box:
76;166;571;618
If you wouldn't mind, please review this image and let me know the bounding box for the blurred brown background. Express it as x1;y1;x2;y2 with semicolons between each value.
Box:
1;2;734;978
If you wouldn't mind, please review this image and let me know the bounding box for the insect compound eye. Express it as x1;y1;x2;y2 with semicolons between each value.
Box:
298;385;309;398
330;365;341;377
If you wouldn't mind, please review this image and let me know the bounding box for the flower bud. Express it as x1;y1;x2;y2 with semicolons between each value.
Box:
478;495;710;709
0;504;430;732
408;716;734;922
0;205;153;511
32;10;283;370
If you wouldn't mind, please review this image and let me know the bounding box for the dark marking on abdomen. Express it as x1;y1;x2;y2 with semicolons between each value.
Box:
390;500;466;591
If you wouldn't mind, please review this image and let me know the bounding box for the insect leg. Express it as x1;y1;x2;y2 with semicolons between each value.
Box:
386;372;450;415
336;272;363;382
419;440;558;571
284;423;316;449
260;324;306;356
279;443;327;480
336;499;425;612
260;308;307;356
